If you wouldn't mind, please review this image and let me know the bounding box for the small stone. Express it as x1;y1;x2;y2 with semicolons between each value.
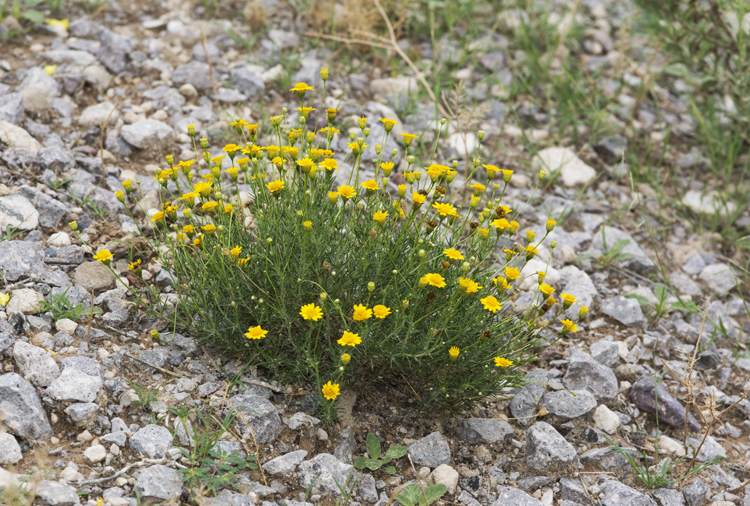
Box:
135;464;182;503
0;433;22;464
227;394;281;444
599;480;656;506
580;448;631;475
563;350;618;400
0;93;23;124
590;340;620;368
650;488;686;506
407;432;451;467
682;477;709;506
0;194;38;231
685;435;726;463
47;367;103;402
284;412;320;430
657;435;685;456
36;480;81;506
13;341;60;387
532;147;596;186
542;390;597;419
699;263;736;294
358;473;378;504
525;422;577;473
178;83;198;98
629;375;700;432
130;424;174;458
84;443;107;463
297;453;354;497
510;369;548;426
601;296;645;325
264;450;307;475
268;29;300;49
78;101;119;127
7;288;45;315
55;318;78;335
459;419;513;444
74;261;115;291
429;464;459;495
172;61;217;91
492;486;544;506
370;76;417;95
48;232;72;247
65;402;99;427
593;404;620;434
121;119;174;151
0;373;53;441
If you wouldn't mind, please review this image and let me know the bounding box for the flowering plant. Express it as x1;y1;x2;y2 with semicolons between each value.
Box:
93;70;586;419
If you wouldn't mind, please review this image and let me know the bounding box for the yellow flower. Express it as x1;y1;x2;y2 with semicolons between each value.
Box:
224;204;233;214
560;319;579;333
183;225;194;235
546;218;556;233
491;218;510;230
501;169;513;182
338;330;362;347
482;163;499;178
0;293;9;306
373;305;391;319
230;246;242;258
561;293;576;308
505;267;520;280
527;230;536;242
420;273;446;288
373;210;387;224
302;220;312;230
297;157;315;169
509;221;520;232
432;202;457;217
300;303;323;321
203;224;216;234
297;106;316;116
267;179;284;193
443;248;464;261
495;357;513;368
458;277;482;294
579;306;589;319
95;498;104;506
353;304;373;322
194;181;213;196
290;82;314;93
412;192;426;206
539;284;555;296
328;191;339;204
379;118;399;132
341;353;351;365
398;132;419;146
480;295;501;313
245;326;268;340
449;347;460;360
150;211;165;222
338;185;356;200
265;145;281;157
320;159;338;171
180;192;198;204
223;143;242;154
361;180;379;191
93;249;113;263
45;18;70;30
321;381;340;401
525;245;539;258
202;201;219;212
380;161;394;176
469;183;486;195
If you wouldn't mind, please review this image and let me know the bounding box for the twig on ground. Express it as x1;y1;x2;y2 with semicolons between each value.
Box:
123;353;183;377
71;457;170;486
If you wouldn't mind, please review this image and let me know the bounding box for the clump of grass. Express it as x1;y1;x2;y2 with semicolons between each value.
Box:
78;69;588;420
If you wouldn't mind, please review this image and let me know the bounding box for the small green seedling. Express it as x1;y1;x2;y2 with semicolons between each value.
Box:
354;433;408;474
395;482;448;506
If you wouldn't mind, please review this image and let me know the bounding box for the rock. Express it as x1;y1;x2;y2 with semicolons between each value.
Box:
0;93;24;124
284;412;320;430
491;486;544;506
563;349;618;400
83;64;113;88
510;369;548;426
230;66;265;99
171;61;217;91
429;464;459;495
20;87;53;112
264;450;307;475
699;263;735;294
0;240;70;286
593;404;620;434
629;375;700;432
65;402;99;427
0;433;22;464
297;453;354;497
682;478;708;506
591;340;620;368
559;477;588;504
459;419;513;444
525;422;577;473
599;480;657;506
557;266;599;320
13;341;60;387
47;367;103;402
0;120;42;153
532;147;596;186
228;393;281;443
84;443;107;463
134;464;182;504
685;435;726;462
358;473;378;504
657;435;686;457
7;288;45;315
333;426;356;464
601;296;645;325
408;432;451;467
590;226;654;273
0;194;38;231
121;119;173;150
595;135;628;162
682;254;707;275
78;101;119;127
541;390;597;419
58;356;103;379
0;372;53;441
268;29;300;49
41;49;97;66
651;488;686;506
519;258;560;291
48;232;72;247
202;492;255;506
36;480;81;505
669;272;701;296
370;76;418;95
682;190;736;216
17;186;69;230
130;424;173;458
73;261;115;291
18;67;60;97
178;83;198;98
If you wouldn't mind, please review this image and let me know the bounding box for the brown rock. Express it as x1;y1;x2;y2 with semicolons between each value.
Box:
73;262;115;292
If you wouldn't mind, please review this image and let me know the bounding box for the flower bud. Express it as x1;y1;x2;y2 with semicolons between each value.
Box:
539;169;546;180
462;262;470;272
358;117;367;129
418;249;426;258
187;124;196;136
440;118;446;125
266;237;273;244
165;154;174;167
579;306;589;319
320;67;329;81
398;184;406;197
69;221;78;231
122;179;133;192
551;240;557;249
546;218;556;233
341;353;350;365
115;190;125;203
200;137;209;149
320;292;327;301
367;282;375;292
478;130;485;140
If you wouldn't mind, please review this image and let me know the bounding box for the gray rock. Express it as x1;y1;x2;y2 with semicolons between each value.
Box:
17;67;61;97
459;419;513;444
580;447;630;475
559;477;589;504
563;349;618;400
699;263;735;294
268;29;300;49
590;226;654;273
59;356;102;378
669;272;701;297
407;431;451;467
491;486;543;506
358;473;378;504
517;476;552;491
130;424;173;458
682;254;707;275
121;119;173;150
73;261;115;291
0;240;70;286
134;464;182;504
591;340;620;367
651;488;686;506
629;375;700;432
216;88;247;103
510;369;548;426
0;93;23;124
97;28;132;73
0;194;38;231
172;61;217;91
40;49;97;66
601;296;645;325
64;402;99;427
525;422;577;472
264;450;307;475
53;331;73;349
78;101;118;127
541;390;597;419
558;266;599;320
0;432;22;464
101;430;127;446
13;341;60;387
228;394;281;443
599;480;656;506
36;479;81;505
47;367;102;402
297;453;354;497
230;66;265;99
284;412;320;430
0;332;14;353
203;491;255;506
0;372;53;440
595;135;628;162
682;478;708;506
333;426;356;464
685;435;726;462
